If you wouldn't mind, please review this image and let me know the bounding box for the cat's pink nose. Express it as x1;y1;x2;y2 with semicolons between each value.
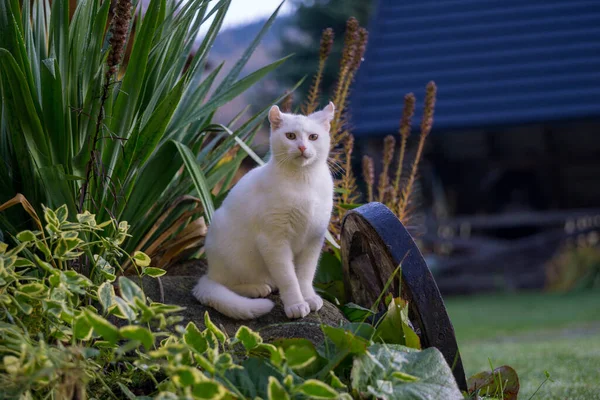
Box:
298;145;307;153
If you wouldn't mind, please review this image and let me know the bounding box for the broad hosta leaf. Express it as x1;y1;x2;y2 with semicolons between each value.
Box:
467;365;520;400
351;344;463;400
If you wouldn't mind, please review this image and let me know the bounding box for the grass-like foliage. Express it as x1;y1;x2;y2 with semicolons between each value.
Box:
0;204;463;399
0;0;295;266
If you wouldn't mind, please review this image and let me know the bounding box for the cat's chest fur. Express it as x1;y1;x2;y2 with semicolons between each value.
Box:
260;167;333;245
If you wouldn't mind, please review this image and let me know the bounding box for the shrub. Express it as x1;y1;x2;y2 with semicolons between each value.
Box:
0;204;464;399
0;0;295;266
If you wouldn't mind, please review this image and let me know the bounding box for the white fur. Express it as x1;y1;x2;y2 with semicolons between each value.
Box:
192;102;335;320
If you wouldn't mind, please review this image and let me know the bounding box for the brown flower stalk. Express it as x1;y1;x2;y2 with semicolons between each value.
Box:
303;28;334;115
341;134;358;204
378;135;395;202
362;155;375;203
392;93;416;201
330;17;359;140
79;0;132;212
398;82;437;221
281;90;293;112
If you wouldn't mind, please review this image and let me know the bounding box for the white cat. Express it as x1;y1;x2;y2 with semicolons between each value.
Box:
192;102;335;320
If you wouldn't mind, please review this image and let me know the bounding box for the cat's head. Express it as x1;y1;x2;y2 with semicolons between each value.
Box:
268;102;335;168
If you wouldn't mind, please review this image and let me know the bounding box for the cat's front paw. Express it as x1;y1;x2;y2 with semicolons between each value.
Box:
304;294;323;312
284;301;311;319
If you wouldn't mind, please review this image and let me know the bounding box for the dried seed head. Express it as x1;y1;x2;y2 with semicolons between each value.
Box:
344;134;355;157
319;28;334;61
106;0;132;79
420;81;437;136
383;135;396;165
351;27;368;71
362;155;375;186
281;90;293;113
400;93;416;139
340;17;360;71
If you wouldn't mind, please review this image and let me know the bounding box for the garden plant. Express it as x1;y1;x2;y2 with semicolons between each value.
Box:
0;0;548;398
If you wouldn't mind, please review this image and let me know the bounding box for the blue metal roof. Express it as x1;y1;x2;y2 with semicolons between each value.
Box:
349;0;600;136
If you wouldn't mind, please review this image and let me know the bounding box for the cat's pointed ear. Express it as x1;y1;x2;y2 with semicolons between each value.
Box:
309;101;335;131
269;105;283;131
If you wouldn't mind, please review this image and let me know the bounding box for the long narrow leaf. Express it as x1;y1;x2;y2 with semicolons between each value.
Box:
174;142;215;222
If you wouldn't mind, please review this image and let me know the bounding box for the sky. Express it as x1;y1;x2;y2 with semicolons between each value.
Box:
201;0;295;32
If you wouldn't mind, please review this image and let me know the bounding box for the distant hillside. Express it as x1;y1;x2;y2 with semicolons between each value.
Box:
198;15;295;153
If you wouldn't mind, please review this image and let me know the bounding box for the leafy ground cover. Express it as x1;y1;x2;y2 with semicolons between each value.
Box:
446;291;600;399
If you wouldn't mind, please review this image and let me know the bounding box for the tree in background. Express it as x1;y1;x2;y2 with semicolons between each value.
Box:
275;0;373;107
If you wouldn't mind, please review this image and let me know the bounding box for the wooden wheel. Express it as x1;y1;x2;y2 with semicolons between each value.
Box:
341;202;467;391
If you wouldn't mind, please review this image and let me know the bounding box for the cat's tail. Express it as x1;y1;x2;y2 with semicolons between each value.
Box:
192;276;274;320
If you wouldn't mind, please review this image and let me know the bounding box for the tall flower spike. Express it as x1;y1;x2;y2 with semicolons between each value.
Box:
351;27;368;72
319;27;334;61
392;93;416;200
281;90;293;113
304;28;335;115
362;155;375;203
378;135;396;202
330;18;362;142
420;81;437;137
398;82;437;221
106;0;132;81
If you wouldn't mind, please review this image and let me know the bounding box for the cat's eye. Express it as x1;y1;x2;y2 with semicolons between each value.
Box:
308;134;318;141
285;132;296;140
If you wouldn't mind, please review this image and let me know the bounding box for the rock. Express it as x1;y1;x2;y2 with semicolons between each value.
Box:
128;260;348;345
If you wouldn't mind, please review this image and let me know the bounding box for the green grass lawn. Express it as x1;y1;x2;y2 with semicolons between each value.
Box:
445;291;600;399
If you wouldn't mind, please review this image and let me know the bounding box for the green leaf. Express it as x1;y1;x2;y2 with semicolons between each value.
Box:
374;297;421;349
192;380;229;399
184;322;208;354
235;326;262;351
267;376;289;400
73;314;93;340
16;230;36;242
392;371;420;382
117;383;137;400
329;371;345;389
84;309;119;344
143;267;166;277
285;344;317;370
176;55;293;130
351;344;463;400
118;276;146;304
296;380;338;399
120;325;154;349
0;49;50;168
133;251;151;267
204;311;226;344
113;297;137;321
322;325;369;355
174;141;215;222
341;303;375;323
